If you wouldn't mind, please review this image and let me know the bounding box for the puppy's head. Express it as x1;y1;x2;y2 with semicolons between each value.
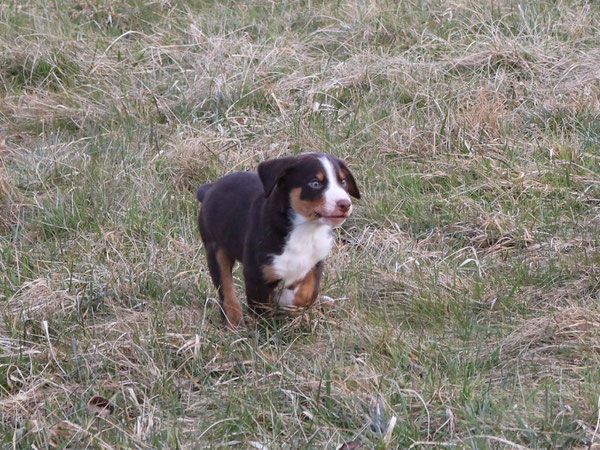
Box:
258;153;360;227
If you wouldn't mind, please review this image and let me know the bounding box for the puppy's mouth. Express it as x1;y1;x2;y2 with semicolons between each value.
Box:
316;212;348;219
315;212;350;227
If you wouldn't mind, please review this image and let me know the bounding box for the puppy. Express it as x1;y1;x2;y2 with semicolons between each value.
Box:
196;153;360;327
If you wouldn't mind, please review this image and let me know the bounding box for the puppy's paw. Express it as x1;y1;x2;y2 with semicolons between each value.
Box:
318;295;346;310
319;295;335;304
224;306;244;329
275;287;298;310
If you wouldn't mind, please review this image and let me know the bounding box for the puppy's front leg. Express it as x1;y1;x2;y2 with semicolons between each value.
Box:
244;272;274;317
276;261;324;309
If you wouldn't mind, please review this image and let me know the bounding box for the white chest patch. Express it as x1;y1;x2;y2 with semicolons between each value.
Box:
270;215;333;287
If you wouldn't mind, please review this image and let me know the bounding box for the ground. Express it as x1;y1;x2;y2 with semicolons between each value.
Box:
1;0;600;448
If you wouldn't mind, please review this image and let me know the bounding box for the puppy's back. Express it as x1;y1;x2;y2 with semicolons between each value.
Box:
197;172;263;259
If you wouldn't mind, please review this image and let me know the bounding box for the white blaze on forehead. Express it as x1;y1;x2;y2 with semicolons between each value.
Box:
319;156;351;212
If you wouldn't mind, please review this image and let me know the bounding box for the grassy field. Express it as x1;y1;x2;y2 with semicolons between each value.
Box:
1;0;600;447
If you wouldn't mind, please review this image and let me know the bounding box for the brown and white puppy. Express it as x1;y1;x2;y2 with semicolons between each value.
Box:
196;153;360;327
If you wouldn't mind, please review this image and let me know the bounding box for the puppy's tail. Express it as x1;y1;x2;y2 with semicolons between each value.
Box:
196;183;214;202
196;183;214;203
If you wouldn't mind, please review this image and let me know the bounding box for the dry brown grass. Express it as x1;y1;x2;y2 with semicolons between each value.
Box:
4;279;76;321
490;306;600;374
0;157;22;233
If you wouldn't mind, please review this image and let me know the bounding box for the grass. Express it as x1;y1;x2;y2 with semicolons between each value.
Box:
1;0;600;447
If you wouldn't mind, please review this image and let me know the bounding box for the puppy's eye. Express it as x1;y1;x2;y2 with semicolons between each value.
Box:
340;178;347;187
308;179;323;189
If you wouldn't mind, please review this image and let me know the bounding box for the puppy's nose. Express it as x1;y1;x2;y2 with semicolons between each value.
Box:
336;199;351;213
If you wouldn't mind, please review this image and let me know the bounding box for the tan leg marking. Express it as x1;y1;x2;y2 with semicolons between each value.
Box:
292;269;318;308
216;249;243;327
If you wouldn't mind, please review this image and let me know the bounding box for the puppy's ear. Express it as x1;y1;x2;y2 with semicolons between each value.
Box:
337;159;361;199
257;156;299;198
